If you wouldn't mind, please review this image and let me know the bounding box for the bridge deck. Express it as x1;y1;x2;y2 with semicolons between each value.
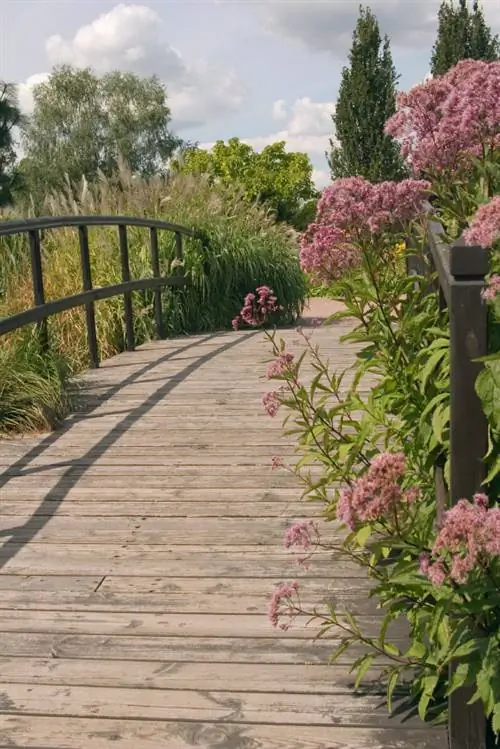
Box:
0;308;444;748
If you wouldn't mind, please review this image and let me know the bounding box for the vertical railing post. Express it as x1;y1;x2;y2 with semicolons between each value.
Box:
118;224;134;352
28;229;49;352
149;227;164;339
78;225;99;368
447;236;489;749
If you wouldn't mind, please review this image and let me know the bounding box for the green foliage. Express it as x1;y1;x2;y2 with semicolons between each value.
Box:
0;167;306;433
262;208;499;729
19;65;181;202
430;0;500;77
0;82;23;207
178;137;318;229
328;6;407;183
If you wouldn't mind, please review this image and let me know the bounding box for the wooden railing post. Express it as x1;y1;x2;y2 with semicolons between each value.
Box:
78;225;99;368
28;229;49;352
448;235;489;749
149;227;164;340
118;224;135;352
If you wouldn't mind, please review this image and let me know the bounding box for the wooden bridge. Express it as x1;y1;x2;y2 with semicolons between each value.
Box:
0;218;446;748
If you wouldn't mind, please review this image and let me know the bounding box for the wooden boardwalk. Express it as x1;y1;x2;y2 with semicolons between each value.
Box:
0;308;445;748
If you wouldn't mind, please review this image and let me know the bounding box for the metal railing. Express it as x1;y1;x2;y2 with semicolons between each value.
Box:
0;216;200;368
409;218;490;749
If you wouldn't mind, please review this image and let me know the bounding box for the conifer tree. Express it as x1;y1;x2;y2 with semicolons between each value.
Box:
0;82;22;207
430;0;499;76
328;6;406;183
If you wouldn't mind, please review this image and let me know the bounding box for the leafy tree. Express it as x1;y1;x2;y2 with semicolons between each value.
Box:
430;0;499;76
328;6;406;183
0;82;23;206
20;65;181;199
179;138;318;227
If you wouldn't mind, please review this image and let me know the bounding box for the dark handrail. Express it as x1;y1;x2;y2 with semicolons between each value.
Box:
410;218;489;749
0;215;198;238
0;215;200;367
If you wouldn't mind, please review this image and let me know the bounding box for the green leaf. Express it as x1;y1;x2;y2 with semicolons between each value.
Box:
387;669;400;713
354;524;372;547
354;653;375;690
418;674;439;721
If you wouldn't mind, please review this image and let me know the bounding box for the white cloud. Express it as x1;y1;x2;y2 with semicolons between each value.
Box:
312;168;331;189
17;73;50;115
20;3;246;130
272;98;287;121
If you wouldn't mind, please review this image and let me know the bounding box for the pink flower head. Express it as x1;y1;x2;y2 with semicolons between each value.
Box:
463;196;500;250
268;580;300;630
261;389;283;418
284;520;315;551
299;177;429;283
385;60;500;175
266;352;295;379
422;493;500;585
481;275;500;302
271;455;284;471
233;286;282;329
337;452;410;530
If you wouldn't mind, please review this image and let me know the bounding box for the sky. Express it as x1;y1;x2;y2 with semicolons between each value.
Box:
2;0;500;187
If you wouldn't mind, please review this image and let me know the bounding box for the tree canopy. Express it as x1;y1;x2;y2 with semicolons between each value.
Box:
20;65;181;199
0;82;23;207
430;0;499;76
328;5;406;183
179;138;318;228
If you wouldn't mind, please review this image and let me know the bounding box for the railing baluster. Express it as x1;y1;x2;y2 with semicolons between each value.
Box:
149;227;164;339
78;225;99;368
118;224;134;352
28;229;49;352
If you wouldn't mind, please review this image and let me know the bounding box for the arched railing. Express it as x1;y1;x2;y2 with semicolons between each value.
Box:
0;216;201;368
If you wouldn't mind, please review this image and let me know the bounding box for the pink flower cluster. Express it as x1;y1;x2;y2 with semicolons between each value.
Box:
261;388;283;417
266;352;295;379
268;580;300;630
463;196;500;250
482;274;500;302
284;520;315;551
420;493;500;585
337;452;415;530
385;60;500;175
232;286;282;330
300;177;430;282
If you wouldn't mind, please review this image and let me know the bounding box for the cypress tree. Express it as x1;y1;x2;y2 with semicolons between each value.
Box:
328;6;406;183
430;0;499;76
0;82;22;207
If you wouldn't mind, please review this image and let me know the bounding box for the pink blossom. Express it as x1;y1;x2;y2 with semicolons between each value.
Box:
284;520;315;551
266;352;295;379
271;455;284;470
299;177;430;282
337;452;411;530
261;389;282;417
268;580;300;630
463;196;500;249
481;275;500;302
422;493;500;585
233;286;282;329
385;60;500;175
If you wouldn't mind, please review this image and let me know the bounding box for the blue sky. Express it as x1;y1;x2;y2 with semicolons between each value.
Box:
2;0;500;186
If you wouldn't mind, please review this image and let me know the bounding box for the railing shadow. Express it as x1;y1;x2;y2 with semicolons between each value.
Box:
0;330;258;568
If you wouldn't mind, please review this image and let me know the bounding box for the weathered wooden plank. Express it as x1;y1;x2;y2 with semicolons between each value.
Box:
0;682;422;728
0;611;393;638
0;575;101;592
0;632;403;665
0;585;379;616
0;716;445;749
0;545;364;577
0;500;313;517
0;516;310;545
0;659;386;696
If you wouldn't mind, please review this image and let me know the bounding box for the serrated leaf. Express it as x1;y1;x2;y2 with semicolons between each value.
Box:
418;674;439;720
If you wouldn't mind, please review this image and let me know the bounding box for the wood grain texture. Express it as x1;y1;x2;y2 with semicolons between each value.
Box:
0;316;444;747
